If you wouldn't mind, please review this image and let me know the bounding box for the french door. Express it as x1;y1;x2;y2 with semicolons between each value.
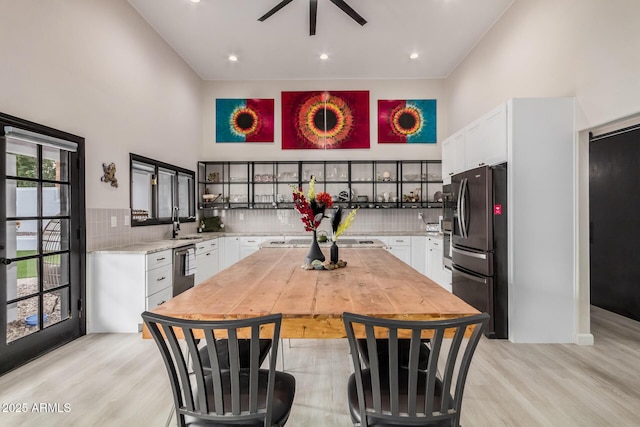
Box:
0;113;85;375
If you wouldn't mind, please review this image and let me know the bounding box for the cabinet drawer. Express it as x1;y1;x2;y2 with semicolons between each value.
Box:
147;263;173;296
240;236;264;247
146;286;172;310
147;249;172;270
388;237;410;246
196;238;219;254
427;237;443;251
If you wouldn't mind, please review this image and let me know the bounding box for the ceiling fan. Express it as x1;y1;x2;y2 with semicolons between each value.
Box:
258;0;367;36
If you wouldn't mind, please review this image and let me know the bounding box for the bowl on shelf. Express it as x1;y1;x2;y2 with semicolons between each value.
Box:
403;174;420;181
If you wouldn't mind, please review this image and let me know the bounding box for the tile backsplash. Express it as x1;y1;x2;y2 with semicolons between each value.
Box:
87;208;441;251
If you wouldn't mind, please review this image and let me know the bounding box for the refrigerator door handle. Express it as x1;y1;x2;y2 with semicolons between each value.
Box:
452;264;488;284
460;178;468;239
456;179;463;237
452;247;487;260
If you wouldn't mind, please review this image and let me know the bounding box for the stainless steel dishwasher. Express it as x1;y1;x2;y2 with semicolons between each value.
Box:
173;244;195;297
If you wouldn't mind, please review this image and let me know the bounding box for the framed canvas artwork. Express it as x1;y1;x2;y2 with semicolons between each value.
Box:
282;90;370;149
378;99;437;143
216;98;274;143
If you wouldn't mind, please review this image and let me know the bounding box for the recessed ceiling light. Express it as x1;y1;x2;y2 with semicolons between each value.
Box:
228;55;238;62
190;0;200;3
320;53;329;60
410;53;419;59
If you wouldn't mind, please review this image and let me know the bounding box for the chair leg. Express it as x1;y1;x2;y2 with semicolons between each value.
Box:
280;338;286;371
165;405;175;427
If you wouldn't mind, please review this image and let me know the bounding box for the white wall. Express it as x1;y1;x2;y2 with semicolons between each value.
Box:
0;0;203;210
202;79;446;161
446;0;640;133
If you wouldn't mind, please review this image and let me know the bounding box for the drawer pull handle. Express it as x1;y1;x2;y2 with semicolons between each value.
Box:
158;300;166;305
206;253;211;256
156;257;166;261
157;276;166;281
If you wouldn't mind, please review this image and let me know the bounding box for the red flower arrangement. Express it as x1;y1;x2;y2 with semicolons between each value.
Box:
291;176;333;231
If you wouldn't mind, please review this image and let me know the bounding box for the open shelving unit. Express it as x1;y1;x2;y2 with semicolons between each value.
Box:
197;160;443;211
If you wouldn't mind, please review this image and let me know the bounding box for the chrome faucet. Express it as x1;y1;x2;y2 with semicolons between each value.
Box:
172;205;180;238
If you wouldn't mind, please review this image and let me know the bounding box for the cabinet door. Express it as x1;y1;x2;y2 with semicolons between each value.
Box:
410;236;427;276
452;132;466;174
389;245;411;266
483;103;508;165
465;120;485;169
428;246;443;285
223;237;240;269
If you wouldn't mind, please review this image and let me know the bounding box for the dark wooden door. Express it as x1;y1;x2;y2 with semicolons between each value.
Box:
590;125;640;321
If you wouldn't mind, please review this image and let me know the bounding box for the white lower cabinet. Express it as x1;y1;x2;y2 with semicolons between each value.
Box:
239;236;266;259
371;236;411;266
426;235;451;292
410;236;427;276
195;238;220;285
222;236;240;270
89;248;173;333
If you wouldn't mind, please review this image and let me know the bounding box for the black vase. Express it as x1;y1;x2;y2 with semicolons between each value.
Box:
330;241;339;264
305;230;325;264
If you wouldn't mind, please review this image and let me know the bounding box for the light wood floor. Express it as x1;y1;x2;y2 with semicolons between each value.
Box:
1;306;639;426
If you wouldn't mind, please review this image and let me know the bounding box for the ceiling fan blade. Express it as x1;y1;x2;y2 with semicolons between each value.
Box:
328;0;367;26
310;0;318;36
258;0;295;22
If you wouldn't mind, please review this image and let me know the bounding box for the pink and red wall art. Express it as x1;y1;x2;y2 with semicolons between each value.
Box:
282;91;370;149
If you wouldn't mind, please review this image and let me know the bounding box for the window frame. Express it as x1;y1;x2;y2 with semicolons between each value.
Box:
129;154;195;227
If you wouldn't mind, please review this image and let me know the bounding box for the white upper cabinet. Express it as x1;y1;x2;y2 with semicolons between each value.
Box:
441;137;453;182
442;102;508;177
464;119;484;168
452;132;466;174
482;103;508;166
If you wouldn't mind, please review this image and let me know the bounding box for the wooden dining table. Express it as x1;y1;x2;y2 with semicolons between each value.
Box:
144;247;479;339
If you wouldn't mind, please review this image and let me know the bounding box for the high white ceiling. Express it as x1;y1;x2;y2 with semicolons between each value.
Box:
127;0;513;80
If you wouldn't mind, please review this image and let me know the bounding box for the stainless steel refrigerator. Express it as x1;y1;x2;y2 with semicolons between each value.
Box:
451;163;508;339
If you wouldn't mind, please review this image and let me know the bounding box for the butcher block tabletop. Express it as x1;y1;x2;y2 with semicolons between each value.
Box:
145;247;479;338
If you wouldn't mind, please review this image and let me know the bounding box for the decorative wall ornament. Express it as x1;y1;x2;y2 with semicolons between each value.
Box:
378;99;437;143
216;98;274;142
282;90;370;149
101;162;118;188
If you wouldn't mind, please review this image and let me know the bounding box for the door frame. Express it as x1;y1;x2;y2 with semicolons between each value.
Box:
0;112;86;375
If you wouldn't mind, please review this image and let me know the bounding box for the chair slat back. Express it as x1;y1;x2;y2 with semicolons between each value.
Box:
142;312;282;427
343;312;488;427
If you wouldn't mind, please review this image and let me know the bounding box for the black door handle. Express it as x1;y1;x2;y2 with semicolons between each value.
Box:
0;258;12;265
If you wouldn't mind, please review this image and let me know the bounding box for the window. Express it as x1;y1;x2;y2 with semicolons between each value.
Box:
130;154;195;226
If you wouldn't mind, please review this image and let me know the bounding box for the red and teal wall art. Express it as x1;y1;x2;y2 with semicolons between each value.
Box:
282;90;370;149
216;98;274;143
378;99;437;144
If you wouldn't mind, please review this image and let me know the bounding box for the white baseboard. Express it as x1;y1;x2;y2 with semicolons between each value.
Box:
576;333;594;345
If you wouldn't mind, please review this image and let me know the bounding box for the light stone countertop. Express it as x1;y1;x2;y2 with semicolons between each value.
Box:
90;231;442;254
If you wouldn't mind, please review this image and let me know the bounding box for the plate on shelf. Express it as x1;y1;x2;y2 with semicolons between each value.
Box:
338;188;354;202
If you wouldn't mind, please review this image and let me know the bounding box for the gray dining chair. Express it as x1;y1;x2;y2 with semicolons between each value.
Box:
343;312;489;427
142;311;295;427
